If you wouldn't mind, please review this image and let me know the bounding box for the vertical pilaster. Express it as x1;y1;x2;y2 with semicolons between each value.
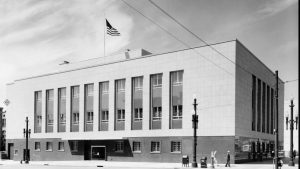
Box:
143;74;150;130
162;72;170;130
125;77;132;130
109;80;115;131
79;84;85;132
93;82;99;131
53;88;58;133
41;90;46;133
66;86;71;132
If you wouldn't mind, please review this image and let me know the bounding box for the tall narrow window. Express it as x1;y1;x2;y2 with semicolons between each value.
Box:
84;84;94;131
267;86;270;134
46;89;54;133
132;76;143;130
170;71;183;129
262;82;266;133
252;75;256;131
150;74;162;129
257;79;261;132
34;91;42;133
270;88;274;134
99;82;109;131
71;86;80;132
115;79;125;130
58;87;66;132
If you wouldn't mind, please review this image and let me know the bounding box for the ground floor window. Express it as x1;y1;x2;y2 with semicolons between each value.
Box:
171;141;181;153
151;141;160;153
58;142;65;151
70;141;78;152
34;142;41;151
115;141;124;152
46;142;53;151
132;141;141;153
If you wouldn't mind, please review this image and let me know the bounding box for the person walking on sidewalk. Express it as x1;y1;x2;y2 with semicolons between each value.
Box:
225;151;230;167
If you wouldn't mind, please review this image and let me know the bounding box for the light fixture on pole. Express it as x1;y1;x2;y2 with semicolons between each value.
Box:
285;99;298;166
191;94;198;168
23;116;31;164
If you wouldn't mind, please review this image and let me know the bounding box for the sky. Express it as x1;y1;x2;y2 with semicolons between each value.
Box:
0;0;298;108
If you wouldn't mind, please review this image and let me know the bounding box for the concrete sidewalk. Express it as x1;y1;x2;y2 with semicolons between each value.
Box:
0;160;299;169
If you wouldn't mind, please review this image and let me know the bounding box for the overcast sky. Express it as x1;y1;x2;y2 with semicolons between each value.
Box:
0;0;298;108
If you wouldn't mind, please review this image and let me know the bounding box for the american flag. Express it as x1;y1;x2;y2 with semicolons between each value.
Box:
106;19;120;36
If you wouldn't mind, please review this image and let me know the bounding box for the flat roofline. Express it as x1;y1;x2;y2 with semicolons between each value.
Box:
236;39;284;84
13;39;237;83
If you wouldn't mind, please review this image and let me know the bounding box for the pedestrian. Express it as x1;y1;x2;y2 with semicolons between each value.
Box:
214;151;218;166
225;151;230;167
211;150;215;168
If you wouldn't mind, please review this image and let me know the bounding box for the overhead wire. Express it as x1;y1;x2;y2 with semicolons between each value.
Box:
147;0;288;89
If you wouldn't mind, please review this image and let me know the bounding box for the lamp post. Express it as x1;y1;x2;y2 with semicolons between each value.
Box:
192;96;198;168
286;99;298;166
23;116;31;164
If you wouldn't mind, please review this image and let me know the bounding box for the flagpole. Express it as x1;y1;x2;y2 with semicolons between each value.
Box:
103;13;106;57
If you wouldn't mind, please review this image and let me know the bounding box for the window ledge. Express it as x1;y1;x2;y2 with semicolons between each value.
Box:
150;152;161;154
45;150;53;152
133;151;142;154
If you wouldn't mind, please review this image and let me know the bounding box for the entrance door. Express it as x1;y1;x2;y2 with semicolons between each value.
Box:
8;143;14;160
91;146;106;160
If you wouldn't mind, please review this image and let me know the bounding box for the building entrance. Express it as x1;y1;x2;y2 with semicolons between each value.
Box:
91;146;106;160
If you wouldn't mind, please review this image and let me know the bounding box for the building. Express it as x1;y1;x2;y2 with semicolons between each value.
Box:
283;99;298;157
5;40;284;163
0;107;6;152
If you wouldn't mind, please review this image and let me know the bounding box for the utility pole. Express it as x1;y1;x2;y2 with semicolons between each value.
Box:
274;70;279;169
192;97;198;168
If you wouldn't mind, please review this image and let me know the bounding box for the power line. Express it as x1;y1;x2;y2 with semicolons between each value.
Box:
147;0;281;87
285;79;298;83
121;0;234;77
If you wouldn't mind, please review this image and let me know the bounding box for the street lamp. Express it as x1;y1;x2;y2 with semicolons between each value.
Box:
285;99;298;166
192;95;198;168
23;116;31;164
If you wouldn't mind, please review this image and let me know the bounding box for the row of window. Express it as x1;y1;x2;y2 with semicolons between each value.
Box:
34;71;183;133
34;141;78;152
31;141;182;153
251;75;274;134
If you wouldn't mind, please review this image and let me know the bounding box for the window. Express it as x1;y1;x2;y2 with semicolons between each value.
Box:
171;141;181;153
151;141;160;153
58;142;64;151
117;80;125;92
153;74;162;88
34;91;42;133
14;149;18;155
152;107;162;121
132;76;143;130
134;77;143;91
87;112;93;123
70;141;78;152
134;108;143;121
170;71;183;129
86;84;94;96
115;141;124;152
46;142;53;151
172;105;182;119
115;79;125;130
71;86;80;132
171;71;183;85
99;82;109;131
35;142;41;151
101;110;109;122
117;109;125;121
58;87;66;133
72;113;79;124
252;75;256;131
133;142;141;153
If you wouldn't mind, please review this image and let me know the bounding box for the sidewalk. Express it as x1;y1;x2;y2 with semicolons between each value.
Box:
0;159;299;169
